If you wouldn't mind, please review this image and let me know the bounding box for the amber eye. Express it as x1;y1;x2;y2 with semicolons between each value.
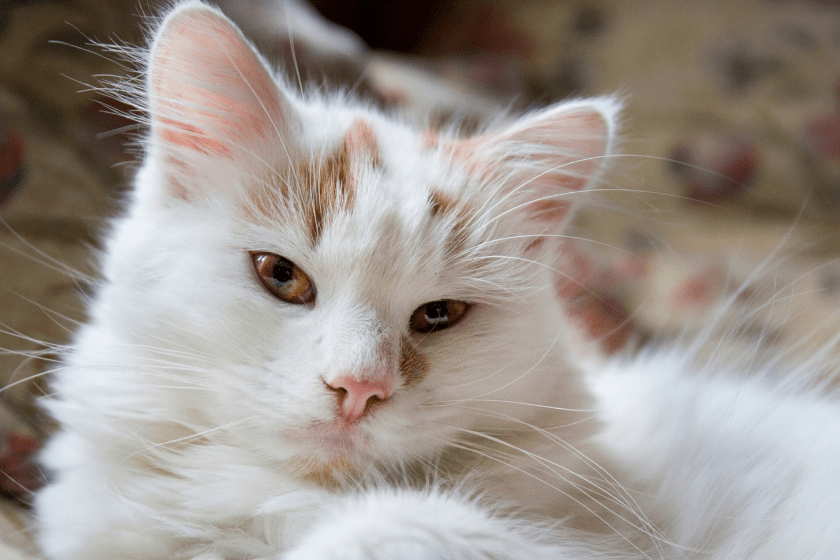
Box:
409;300;470;333
251;252;316;305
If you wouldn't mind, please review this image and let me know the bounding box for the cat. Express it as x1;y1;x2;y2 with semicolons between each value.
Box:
33;2;840;559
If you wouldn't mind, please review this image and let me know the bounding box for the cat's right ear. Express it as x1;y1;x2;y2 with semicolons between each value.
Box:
147;2;294;200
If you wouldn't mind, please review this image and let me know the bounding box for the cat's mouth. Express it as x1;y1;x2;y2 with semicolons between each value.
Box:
283;423;374;486
286;422;370;457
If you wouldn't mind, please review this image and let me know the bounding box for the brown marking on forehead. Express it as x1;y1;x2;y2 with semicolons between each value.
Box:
242;119;383;233
429;189;475;258
300;119;382;242
399;336;429;387
298;152;345;242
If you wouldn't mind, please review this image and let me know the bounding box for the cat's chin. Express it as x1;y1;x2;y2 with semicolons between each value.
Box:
282;423;375;486
286;421;366;453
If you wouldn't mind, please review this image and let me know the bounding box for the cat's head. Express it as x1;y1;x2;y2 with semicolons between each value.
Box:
91;2;618;484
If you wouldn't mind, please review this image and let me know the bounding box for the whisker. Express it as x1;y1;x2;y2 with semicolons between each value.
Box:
122;416;262;463
427;398;597;414
431;435;658;559
281;0;305;95
0;218;95;284
448;408;671;548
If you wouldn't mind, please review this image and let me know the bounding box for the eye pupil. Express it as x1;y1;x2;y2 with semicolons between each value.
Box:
425;302;449;322
273;259;294;284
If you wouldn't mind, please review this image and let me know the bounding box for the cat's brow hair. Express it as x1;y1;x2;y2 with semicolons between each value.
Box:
298;148;353;242
429;190;475;260
245;119;382;241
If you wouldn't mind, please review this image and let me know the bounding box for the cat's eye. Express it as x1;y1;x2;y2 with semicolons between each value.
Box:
409;300;470;333
251;252;316;305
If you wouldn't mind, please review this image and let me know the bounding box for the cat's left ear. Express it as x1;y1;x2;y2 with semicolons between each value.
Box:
147;2;294;199
446;98;619;231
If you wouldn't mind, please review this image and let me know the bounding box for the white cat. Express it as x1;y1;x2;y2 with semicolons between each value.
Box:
34;2;840;560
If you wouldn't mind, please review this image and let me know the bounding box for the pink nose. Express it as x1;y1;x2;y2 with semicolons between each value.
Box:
326;376;393;423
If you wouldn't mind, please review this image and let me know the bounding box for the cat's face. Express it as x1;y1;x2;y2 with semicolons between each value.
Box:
88;2;617;483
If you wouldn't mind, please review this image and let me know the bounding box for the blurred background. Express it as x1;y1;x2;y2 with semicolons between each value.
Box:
1;0;840;553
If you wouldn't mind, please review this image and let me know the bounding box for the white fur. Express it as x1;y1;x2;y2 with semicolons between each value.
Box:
35;2;840;559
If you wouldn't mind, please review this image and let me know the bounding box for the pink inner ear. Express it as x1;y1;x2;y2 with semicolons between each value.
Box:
150;8;285;160
527;200;571;222
518;111;608;193
435;107;609;225
157;118;232;157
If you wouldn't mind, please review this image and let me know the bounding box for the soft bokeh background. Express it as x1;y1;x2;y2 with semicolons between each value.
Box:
1;0;840;555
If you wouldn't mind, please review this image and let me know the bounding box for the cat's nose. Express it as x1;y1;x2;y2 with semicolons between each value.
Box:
326;376;393;423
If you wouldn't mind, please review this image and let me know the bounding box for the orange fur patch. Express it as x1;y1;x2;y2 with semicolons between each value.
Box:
286;455;358;489
429;190;474;258
245;119;382;240
344;119;381;165
429;190;458;218
400;336;429;387
300;119;381;242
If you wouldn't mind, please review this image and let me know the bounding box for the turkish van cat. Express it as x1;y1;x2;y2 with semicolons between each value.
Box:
34;2;840;559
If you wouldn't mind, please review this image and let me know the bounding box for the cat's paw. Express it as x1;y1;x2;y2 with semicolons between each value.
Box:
282;489;539;560
283;538;449;560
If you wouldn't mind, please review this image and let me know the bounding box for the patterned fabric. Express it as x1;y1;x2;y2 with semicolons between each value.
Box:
0;125;24;207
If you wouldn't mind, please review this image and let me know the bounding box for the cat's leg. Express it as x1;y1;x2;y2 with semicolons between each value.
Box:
282;488;594;560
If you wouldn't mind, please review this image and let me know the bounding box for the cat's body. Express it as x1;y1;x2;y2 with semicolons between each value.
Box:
34;3;840;559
